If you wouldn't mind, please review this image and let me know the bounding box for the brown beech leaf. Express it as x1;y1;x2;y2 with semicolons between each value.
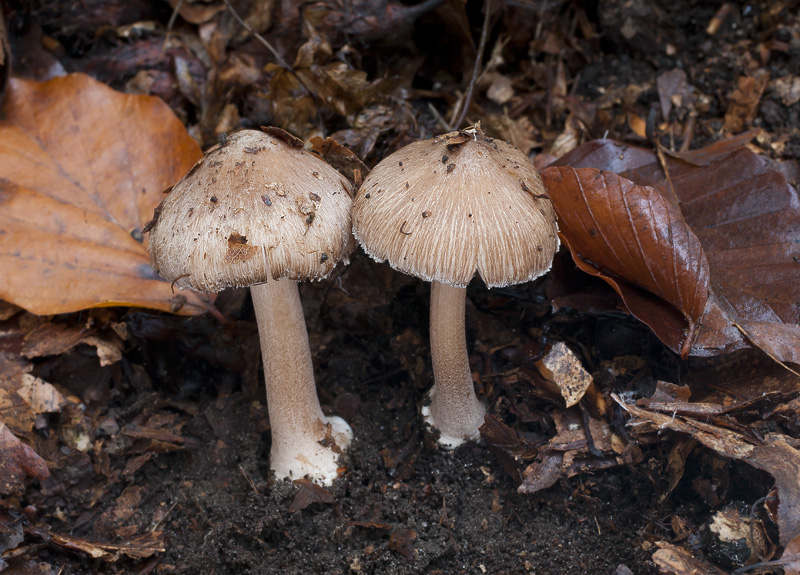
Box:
547;137;800;361
0;74;212;316
542;166;710;358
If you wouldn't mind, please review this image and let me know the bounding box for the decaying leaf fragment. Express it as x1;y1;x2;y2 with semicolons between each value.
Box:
614;394;800;546
518;409;631;495
0;73;211;316
21;322;124;366
0;422;50;495
652;542;728;575
535;341;594;408
288;479;335;512
23;524;165;561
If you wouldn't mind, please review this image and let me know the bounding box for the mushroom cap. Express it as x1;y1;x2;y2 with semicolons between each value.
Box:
352;127;559;288
147;129;354;292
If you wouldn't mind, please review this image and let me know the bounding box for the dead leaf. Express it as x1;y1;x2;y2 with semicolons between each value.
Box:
657;68;694;120
773;76;800;107
547;137;800;361
548;113;583;158
24;524;165;560
518;409;625;494
17;374;65;414
484;113;540;156
20;322;123;366
166;0;225;25
724;72;769;133
0;8;8;105
0;74;213;316
615;394;800;546
94;485;144;537
309;136;368;185
288;478;335;512
781;535;800;575
0;352;36;436
652;542;728;575
480;414;534;483
0;422;50;495
388;529;416;558
542;166;710;358
535;341;594;408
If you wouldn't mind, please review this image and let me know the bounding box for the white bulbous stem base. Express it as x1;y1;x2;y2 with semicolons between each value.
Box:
251;277;352;486
423;281;486;448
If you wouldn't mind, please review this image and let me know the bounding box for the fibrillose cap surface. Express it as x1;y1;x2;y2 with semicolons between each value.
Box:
147;129;354;292
352;128;559;288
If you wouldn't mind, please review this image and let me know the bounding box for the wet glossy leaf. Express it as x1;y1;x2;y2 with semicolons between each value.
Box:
542;166;710;357
0;74;213;315
547;137;800;361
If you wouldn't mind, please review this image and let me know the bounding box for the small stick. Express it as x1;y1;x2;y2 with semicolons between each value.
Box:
221;0;291;70
452;0;493;130
161;0;184;55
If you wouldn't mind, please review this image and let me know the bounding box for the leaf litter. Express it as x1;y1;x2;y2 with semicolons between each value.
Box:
1;1;800;574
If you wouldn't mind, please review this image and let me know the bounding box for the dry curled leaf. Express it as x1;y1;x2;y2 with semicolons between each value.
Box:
542;166;710;358
0;74;212;316
548;137;800;361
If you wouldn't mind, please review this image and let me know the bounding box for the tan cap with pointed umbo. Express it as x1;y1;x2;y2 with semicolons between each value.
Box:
352;125;559;289
352;124;559;448
146;128;354;486
148;128;354;292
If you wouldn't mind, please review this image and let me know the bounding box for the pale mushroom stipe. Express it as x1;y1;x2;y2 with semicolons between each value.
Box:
145;128;354;485
352;124;559;448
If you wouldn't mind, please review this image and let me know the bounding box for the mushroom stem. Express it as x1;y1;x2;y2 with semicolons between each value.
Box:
250;276;352;485
425;281;486;448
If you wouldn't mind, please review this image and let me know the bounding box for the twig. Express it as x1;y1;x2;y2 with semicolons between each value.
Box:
452;0;493;130
161;0;184;55
221;0;292;69
428;101;452;132
749;495;776;562
646;106;681;206
239;464;260;494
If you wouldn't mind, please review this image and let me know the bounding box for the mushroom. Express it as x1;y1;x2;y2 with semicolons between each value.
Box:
352;124;559;447
146;128;354;485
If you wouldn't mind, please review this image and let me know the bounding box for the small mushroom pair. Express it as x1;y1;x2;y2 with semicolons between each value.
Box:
147;124;559;486
352;124;559;447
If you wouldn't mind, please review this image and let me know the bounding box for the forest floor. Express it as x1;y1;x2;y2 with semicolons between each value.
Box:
1;1;799;574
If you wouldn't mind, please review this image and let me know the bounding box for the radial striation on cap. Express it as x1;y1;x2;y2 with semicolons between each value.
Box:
352;128;559;288
147;129;354;292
